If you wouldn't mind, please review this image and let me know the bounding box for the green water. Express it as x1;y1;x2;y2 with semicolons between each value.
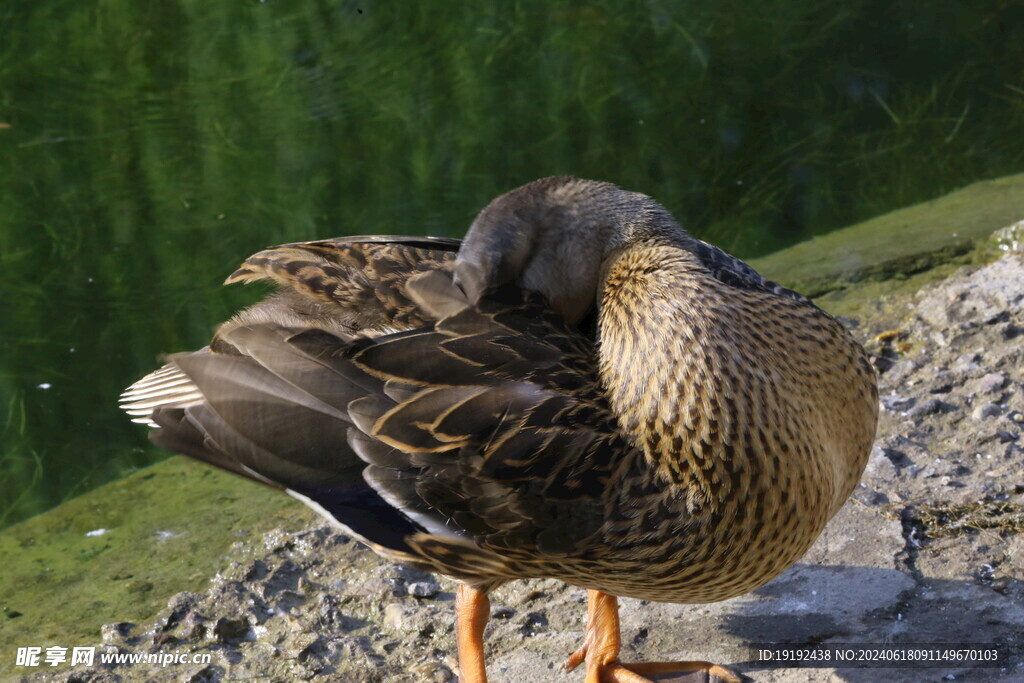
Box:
2;0;1023;529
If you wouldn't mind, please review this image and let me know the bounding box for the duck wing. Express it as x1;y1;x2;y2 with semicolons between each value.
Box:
223;235;461;335
120;237;458;553
122;235;459;428
343;281;637;564
122;238;632;575
690;238;811;303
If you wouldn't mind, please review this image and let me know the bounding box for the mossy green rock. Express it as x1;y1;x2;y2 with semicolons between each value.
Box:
750;172;1024;295
0;458;310;677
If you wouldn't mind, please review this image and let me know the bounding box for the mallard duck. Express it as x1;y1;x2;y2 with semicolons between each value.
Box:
121;176;878;683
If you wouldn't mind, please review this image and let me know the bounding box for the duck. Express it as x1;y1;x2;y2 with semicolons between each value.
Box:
121;176;879;683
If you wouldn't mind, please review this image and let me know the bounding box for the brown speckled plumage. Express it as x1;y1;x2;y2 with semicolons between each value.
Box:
121;177;878;681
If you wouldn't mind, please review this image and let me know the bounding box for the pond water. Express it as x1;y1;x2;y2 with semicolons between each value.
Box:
2;0;1023;528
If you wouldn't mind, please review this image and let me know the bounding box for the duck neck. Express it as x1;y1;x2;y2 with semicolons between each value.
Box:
596;243;725;486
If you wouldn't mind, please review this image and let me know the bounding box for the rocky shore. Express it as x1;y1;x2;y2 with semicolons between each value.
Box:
10;222;1024;683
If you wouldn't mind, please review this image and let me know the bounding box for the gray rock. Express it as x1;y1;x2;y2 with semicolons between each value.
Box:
971;403;1002;420
951;352;983;376
880;392;915;412
864;445;898;479
907;397;949;418
184;665;222;683
995;428;1018;443
100;621;134;643
382;602;409;630
407;581;441;598
915;255;1024;327
884;359;918;382
976;372;1007;393
213;616;252;643
928;370;956;393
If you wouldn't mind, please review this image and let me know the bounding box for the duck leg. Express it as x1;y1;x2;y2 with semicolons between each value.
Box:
563;590;741;683
456;583;491;683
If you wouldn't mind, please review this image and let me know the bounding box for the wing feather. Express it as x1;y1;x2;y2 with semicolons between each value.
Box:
122;238;640;579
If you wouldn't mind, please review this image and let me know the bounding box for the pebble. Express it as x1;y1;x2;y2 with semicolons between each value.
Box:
491;605;516;619
356;577;399;597
977;372;1006;393
883;359;917;382
952;352;982;374
907;398;947;418
519;611;549;635
382;603;408;630
181;611;206;640
409;661;456;683
880;393;914;412
856;488;890;506
928;370;955;393
213;616;251;643
167;591;198;612
382;602;437;636
184;665;220;683
971;403;1002;420
995;429;1018;443
101;621;135;643
407;581;441;598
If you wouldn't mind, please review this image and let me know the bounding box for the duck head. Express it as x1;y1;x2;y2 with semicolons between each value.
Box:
453;176;691;325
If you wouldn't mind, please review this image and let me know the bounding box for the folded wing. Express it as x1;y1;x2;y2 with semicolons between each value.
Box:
120;237;636;574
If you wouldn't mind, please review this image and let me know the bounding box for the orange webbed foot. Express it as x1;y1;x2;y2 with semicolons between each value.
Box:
563;590;741;683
